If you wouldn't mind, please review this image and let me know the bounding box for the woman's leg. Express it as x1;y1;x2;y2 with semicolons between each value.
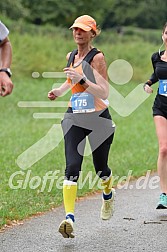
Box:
59;121;86;238
90;131;115;219
154;115;167;194
91;132;114;188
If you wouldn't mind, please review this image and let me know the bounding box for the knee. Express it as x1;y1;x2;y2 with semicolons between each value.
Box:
65;162;81;182
95;166;111;179
159;144;167;158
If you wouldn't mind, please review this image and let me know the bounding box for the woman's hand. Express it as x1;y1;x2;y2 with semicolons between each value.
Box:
143;84;153;94
0;72;14;96
63;67;83;84
48;89;60;100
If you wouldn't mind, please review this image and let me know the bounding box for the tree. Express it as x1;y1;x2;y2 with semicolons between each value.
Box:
22;0;113;27
1;0;166;30
102;0;167;29
0;0;29;20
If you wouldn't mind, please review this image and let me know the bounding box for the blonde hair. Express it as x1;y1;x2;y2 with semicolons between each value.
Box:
91;25;101;37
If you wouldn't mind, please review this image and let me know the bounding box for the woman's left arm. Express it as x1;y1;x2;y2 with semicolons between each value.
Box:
83;53;109;100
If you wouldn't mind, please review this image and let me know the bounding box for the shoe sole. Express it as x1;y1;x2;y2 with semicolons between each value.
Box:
156;204;167;209
58;220;74;238
101;214;113;220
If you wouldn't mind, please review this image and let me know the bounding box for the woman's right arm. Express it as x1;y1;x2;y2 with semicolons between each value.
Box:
48;81;70;100
48;52;71;100
144;53;159;93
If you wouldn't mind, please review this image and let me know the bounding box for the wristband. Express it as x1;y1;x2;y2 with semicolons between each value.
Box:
143;80;152;90
79;76;87;85
145;80;152;86
0;68;12;77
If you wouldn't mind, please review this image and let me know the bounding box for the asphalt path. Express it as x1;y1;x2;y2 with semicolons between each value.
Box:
0;173;167;252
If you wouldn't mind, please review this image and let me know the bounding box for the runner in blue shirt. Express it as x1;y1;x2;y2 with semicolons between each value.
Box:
144;22;167;209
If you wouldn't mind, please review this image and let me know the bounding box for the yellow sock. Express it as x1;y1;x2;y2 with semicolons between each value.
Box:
63;180;77;216
101;176;112;195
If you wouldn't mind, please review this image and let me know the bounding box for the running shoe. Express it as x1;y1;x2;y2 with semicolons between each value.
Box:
156;193;167;209
100;189;115;220
58;218;75;238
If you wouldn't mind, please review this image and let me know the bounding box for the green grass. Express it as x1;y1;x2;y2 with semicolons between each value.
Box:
0;24;160;228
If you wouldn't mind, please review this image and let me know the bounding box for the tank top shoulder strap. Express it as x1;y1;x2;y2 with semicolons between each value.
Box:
66;48;101;67
83;48;101;64
82;48;101;83
66;49;78;67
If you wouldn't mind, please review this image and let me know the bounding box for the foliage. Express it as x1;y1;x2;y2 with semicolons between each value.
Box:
102;0;167;29
0;0;167;29
0;0;29;20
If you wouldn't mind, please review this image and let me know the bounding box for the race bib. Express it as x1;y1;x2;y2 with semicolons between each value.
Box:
159;79;167;96
70;92;95;113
